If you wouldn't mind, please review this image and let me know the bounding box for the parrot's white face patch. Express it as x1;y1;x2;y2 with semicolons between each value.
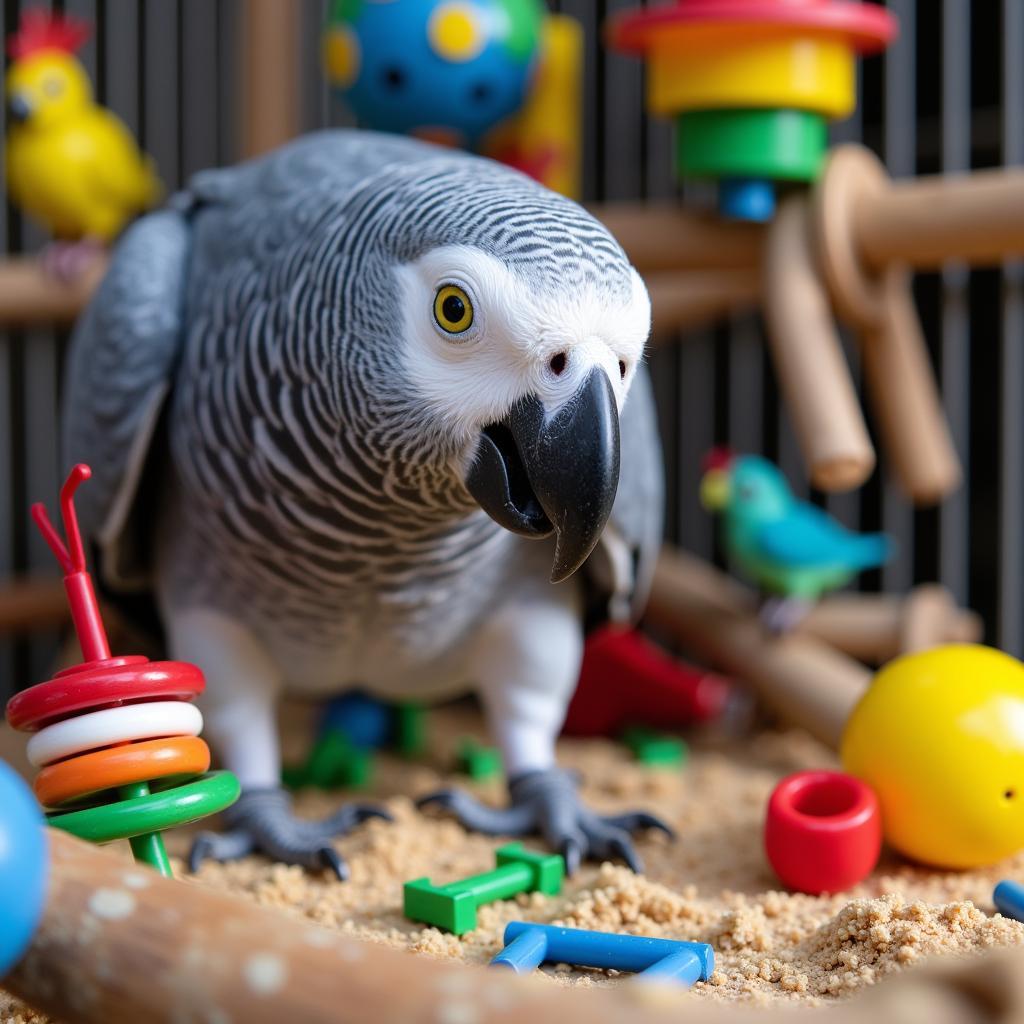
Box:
393;244;651;462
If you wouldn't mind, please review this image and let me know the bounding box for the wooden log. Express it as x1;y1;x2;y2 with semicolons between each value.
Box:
645;547;870;749
0;254;106;327
593;202;763;273
646;269;760;338
240;0;300;159
762;194;875;493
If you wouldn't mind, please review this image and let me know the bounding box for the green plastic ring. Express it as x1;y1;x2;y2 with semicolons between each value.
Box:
48;771;240;844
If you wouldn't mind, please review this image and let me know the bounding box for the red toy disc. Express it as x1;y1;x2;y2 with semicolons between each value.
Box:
5;659;205;732
764;770;881;895
609;0;897;56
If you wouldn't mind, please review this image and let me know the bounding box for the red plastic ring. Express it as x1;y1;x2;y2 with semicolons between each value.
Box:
5;659;205;732
609;1;897;56
764;770;881;894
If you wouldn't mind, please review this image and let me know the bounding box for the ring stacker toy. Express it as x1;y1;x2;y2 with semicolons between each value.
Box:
765;770;881;894
491;923;715;988
607;0;897;221
4;464;239;877
404;842;564;934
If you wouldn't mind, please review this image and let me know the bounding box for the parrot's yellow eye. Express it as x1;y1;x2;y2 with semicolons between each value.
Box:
433;285;474;334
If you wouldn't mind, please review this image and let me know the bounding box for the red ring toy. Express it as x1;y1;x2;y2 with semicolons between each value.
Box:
609;0;898;55
764;770;881;894
6;660;204;732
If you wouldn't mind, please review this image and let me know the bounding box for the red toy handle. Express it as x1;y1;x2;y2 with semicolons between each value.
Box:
31;464;110;663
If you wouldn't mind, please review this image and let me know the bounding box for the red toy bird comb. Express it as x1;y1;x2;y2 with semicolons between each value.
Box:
7;8;90;61
702;446;735;474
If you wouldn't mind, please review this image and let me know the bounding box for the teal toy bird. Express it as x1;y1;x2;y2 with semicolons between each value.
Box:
700;449;893;631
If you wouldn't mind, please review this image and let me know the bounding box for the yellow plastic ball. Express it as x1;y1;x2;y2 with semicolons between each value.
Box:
841;644;1024;868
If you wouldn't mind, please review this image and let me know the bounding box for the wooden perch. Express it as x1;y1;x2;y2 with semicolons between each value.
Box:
0;254;106;327
9;827;1024;1024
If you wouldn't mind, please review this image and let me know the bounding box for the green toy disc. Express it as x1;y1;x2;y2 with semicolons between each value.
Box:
48;771;241;844
675;109;827;182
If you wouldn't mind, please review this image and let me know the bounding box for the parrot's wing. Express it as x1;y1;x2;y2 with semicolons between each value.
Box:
754;504;884;568
61;208;190;589
583;363;663;625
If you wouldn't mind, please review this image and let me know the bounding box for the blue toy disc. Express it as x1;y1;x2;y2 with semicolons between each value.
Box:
0;760;48;978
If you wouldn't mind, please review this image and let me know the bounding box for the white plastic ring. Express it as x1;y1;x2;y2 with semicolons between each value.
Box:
27;701;204;767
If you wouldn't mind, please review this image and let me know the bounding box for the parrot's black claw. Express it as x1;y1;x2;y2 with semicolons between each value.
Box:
187;787;389;880
418;768;673;875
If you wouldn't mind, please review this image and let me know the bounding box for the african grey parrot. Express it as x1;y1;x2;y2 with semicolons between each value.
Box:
62;129;668;878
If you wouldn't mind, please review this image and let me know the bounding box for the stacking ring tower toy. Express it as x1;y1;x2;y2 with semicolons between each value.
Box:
4;464;239;877
607;0;897;220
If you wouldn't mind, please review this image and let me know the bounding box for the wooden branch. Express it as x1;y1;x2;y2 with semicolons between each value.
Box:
858;165;1024;271
0;577;68;634
592;202;763;273
762;194;875;492
240;0;300;159
0;254;106;327
646;268;760;337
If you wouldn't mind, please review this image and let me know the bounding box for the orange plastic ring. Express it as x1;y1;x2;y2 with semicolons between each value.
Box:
34;735;210;807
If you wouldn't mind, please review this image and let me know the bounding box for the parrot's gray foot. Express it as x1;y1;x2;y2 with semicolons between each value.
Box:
188;787;392;881
760;596;814;635
417;768;673;875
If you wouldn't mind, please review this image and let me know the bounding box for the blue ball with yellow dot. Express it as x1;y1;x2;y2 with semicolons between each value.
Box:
323;0;544;148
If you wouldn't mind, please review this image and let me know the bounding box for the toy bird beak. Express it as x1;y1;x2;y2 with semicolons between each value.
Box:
700;468;731;511
7;94;32;124
466;367;620;583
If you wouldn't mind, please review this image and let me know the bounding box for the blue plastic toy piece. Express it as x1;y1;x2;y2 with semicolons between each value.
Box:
0;760;48;977
718;178;776;222
994;880;1024;921
490;922;715;986
322;691;392;750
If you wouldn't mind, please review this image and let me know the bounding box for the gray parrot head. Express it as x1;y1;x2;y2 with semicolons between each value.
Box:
326;154;651;582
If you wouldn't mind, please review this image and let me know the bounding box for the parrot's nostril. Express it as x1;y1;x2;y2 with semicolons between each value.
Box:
619;360;627;380
549;353;567;376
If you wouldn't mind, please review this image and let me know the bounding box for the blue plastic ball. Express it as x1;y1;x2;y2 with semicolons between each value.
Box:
0;760;47;977
322;691;393;750
324;0;544;147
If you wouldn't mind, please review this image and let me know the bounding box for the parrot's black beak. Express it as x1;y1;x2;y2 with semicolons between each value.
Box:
7;95;31;124
466;367;620;583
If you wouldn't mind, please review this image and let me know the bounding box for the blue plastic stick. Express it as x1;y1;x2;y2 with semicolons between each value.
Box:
490;922;715;987
994;880;1024;921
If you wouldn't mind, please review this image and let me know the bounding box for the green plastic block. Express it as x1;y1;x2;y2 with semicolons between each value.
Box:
622;727;688;769
675;108;827;183
394;702;427;758
403;842;564;934
457;738;502;781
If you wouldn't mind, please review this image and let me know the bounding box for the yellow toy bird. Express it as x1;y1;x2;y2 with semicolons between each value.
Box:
5;10;161;247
